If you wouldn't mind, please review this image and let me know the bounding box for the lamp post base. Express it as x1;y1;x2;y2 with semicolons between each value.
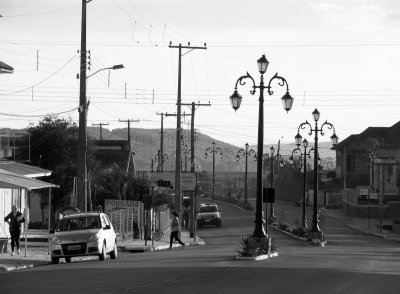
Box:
268;216;277;225
248;235;271;255
307;230;325;243
301;219;308;230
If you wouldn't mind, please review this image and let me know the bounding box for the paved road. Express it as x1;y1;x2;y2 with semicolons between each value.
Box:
1;200;400;294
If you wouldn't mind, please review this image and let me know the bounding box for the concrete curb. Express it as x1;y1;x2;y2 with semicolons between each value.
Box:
0;264;34;271
269;225;307;241
235;252;279;261
120;237;205;252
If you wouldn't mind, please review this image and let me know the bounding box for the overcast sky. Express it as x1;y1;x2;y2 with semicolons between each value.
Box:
1;0;400;155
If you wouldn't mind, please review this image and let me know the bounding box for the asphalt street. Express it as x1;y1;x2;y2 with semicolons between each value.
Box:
1;200;400;294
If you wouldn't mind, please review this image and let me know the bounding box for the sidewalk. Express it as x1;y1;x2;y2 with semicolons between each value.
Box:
325;208;400;243
262;200;400;243
0;230;204;272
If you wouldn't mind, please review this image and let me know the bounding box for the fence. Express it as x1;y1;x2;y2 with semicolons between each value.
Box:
153;206;171;241
326;191;343;208
109;208;135;239
108;205;171;241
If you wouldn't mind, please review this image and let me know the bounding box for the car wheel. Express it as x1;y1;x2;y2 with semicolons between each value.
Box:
217;220;222;227
65;257;71;263
110;241;118;260
51;257;59;264
99;243;106;261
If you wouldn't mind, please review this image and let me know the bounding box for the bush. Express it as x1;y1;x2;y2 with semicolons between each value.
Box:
235;235;271;257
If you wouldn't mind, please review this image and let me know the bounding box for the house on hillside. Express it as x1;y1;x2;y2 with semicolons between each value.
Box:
94;140;135;173
334;121;400;218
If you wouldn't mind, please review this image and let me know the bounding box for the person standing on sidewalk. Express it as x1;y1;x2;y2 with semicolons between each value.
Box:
169;212;185;249
4;205;25;256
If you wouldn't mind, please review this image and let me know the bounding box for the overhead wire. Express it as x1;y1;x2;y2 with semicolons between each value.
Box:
0;54;79;96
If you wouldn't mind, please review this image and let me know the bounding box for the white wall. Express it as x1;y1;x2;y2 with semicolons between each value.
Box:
0;188;26;238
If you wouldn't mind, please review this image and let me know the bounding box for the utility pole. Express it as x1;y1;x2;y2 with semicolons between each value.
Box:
182;101;211;237
157;113;179;172
92;122;109;141
160;112;190;172
156;113;166;171
119;118;139;142
77;0;88;212
169;42;207;226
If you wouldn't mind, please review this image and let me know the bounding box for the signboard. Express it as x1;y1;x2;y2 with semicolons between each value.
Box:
358;186;369;196
369;192;378;200
181;173;196;191
104;199;144;236
150;171;196;191
104;199;142;214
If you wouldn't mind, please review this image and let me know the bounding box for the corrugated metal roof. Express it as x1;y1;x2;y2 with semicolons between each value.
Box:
0;161;51;177
0;60;14;73
0;169;58;190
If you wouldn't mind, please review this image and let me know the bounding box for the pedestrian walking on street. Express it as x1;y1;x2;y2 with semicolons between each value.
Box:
4;205;25;256
169;211;185;249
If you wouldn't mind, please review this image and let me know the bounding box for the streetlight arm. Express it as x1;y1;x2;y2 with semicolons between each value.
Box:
87;67;112;79
297;120;313;136
87;64;124;79
307;147;314;158
320;120;336;136
237;148;245;158
262;153;270;160
205;147;212;157
234;72;256;95
216;147;223;157
291;147;302;160
249;149;256;157
267;73;290;96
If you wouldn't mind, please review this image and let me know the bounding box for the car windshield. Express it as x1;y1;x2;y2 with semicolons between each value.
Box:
199;206;217;213
56;216;101;231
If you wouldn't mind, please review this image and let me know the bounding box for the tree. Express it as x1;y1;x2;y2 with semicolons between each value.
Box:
26;115;96;209
94;164;129;200
27;116;78;169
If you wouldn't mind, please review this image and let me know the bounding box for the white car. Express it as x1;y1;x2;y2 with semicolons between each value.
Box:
196;203;222;228
50;212;117;264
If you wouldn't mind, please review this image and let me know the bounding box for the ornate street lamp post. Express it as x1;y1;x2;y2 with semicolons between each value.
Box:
229;55;294;238
296;108;338;241
289;138;314;229
205;142;223;198
236;143;256;204
155;150;169;172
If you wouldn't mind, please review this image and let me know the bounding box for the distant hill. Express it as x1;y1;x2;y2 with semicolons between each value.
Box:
87;127;336;172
